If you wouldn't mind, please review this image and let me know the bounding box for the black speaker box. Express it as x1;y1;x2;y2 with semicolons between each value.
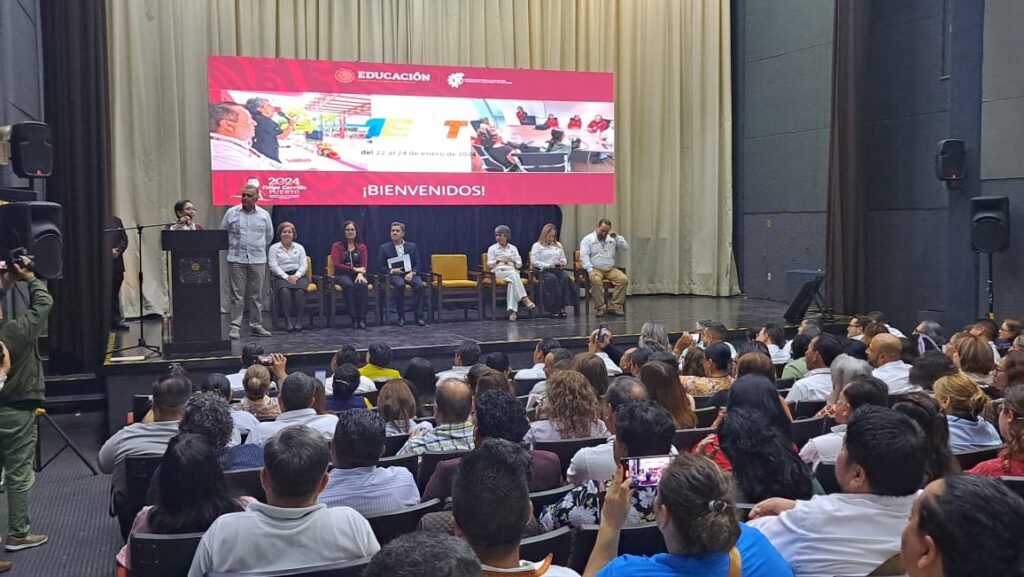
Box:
0;202;63;279
935;139;965;181
9;122;53;178
970;196;1010;253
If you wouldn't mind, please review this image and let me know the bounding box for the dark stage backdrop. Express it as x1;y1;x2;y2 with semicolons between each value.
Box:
272;205;562;270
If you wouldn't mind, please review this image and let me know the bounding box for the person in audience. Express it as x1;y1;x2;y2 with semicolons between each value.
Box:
116;434;252;573
202;373;259;436
824;354;872;407
324;364;367;412
330;220;370;329
892;393;959;484
267;221;308;332
785;333;842;402
226;343;265;392
728;351;777;398
311;378;328;415
363;531;481;577
567;376;651;485
237;364;280;418
910;351;958;392
969;319;1001;363
640;360;696;429
485;352;511;378
465;363;490;393
180;393;262;470
516;337;562;380
799;376;889;469
582;452;792;577
189;425;379;576
360;343;401;383
780;334;812;380
913;320;946;348
318;410;419;515
453;439;580;576
531;224;574;318
679;347;705;378
694;374;792;471
638;322;669;350
579;218;629;317
952;333;996;385
378;221;427;326
868;332;920;394
866;310;906;338
719;408;813;503
398;378;475;455
246;373;339;445
776;317;822;359
402;356;437;408
842;337;869;360
540;402;675;532
378;379;433;437
679;342;733;396
932;373;1001;451
618;347;636;374
748;406;926;576
526;347;573;411
475;369;512;396
994;349;1024;394
902;474;1024;577
968;384;1024;476
524;370;608;444
572;352;612;397
436;343;481;383
487;225;536;321
996;318;1021;354
423;390;561;502
846;314;871;341
587;328;624;375
325;344;376;395
757;323;790;364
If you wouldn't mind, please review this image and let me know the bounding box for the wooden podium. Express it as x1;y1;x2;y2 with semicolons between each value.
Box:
161;230;230;355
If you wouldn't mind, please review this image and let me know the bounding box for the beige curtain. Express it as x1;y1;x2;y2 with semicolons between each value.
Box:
107;0;736;316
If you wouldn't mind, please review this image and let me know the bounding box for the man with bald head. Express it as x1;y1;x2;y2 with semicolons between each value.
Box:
567;376;655;484
867;333;920;395
397;379;474;456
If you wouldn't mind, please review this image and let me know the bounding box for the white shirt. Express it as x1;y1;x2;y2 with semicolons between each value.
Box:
885;324;907;339
746;492;917;577
482;561;580;576
487;243;523;272
227;368;247;392
872;360;921;395
188;501;379;577
785;368;832;402
209;133;283;170
324;374;376;396
766;343;790;365
596;352;623;376
230;410;260;435
530;242;568;270
246;409;338;446
526;380;547;411
268;242;308;280
220;204;274;264
798;424;846;470
436;366;471;383
317;466;421;516
579;231;628;271
515;362;547;380
523;419;608;445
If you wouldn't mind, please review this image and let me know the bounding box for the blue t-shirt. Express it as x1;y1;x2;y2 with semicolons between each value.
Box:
595;524;792;577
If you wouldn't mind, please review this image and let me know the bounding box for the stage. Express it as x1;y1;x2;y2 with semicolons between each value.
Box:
101;294;832;434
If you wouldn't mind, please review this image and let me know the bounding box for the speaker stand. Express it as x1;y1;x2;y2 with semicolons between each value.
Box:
985;251;995;321
107;222;175;358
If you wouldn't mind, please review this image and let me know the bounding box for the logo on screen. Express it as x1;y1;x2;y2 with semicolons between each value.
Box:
335;68;357;83
447;72;465;88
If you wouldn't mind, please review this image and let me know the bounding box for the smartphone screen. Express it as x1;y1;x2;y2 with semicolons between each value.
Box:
690;332;701;343
621;454;673;488
598;324;608;340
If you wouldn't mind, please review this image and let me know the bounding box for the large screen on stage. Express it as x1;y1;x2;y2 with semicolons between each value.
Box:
207;56;614;206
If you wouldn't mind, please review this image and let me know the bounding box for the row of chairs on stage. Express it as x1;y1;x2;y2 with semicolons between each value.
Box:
271;250;625;329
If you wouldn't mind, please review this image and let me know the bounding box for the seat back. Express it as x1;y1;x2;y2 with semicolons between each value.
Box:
528;484;575;518
119;456;165;539
129;532;205;577
533;436;609;477
431;254;469;282
519;526;573;565
325;255;335;278
815;461;841;494
384;434;410;457
695;406;719;428
792;416;827;449
692;395;715;409
672;426;716;452
364;498;444;544
569;522;666;573
304;256;314;285
379;453;418;479
1001;476;1024;499
515;378;544;397
776;378;796;390
224;467;266;502
793;399;827;419
954;446;1002;470
418;450;472;490
204;557;373;577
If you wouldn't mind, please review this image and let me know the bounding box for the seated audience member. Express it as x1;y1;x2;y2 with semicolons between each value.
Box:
757;323;790;365
714;350;777;408
910;351;958;391
747;406;927;577
867;310;906;338
679;347;706;377
202;373;259;435
868;333;921;394
892;393;959;483
953;333;996;385
360;343;401;383
226;343;264;391
640;360;696;429
902;474;1024;577
324;364;368;412
516;338;561;381
318;410;419;515
180;393;261;470
913;320;947;347
573;352;613;397
618;347;636;374
997;317;1021;353
465;363;490;393
679;342;733;396
524;370;608;444
402;356;437;407
822;354;872;408
485;351;511;377
847;314;871;341
246;373;339;445
932;373;1001;451
799;376;889;469
363;532;481;577
378;379;433;437
436;343;481;383
719;408;813;503
780;334;812;380
526;347;573;411
567;376;650;485
694;375;792;471
994;349;1024;394
540;402;675;532
588;329;624;376
453;439;580;576
311;378;328;415
842;337;869;361
237;364;280;418
116;434;252;573
785;333;842;402
638;322;670;350
475;369;512;396
968;383;1024;476
582;453;792;577
424;390;561;502
969;319;1002;363
398;378;475;455
325;344;375;395
188;426;380;576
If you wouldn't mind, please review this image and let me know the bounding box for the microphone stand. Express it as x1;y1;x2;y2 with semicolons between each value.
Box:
105;221;177;357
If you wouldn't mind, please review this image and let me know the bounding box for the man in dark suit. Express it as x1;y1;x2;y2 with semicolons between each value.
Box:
377;222;425;326
107;216;129;330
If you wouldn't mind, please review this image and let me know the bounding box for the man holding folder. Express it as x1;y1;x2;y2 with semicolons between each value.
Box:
378;222;425;326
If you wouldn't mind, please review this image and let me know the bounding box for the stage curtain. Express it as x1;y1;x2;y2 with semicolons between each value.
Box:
826;0;868;314
106;0;737;318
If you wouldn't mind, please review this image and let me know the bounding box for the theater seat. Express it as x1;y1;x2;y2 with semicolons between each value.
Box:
130;531;204;577
204;557;372;577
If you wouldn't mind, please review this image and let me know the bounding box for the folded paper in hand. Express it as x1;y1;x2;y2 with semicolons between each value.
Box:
388;254;412;273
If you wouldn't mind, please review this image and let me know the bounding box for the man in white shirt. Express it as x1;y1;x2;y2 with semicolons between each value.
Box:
247;373;338;445
867;310;906;338
747;406;927;577
189;425;379;577
780;317;823;358
221;183;274;340
579;218;629;317
847;314;870;341
798;376;889;470
786;333;842;402
436;343;480;383
868;333;921;395
567;376;649;484
209;102;283;170
324;345;376;395
756;323;790;365
526;348;573;411
514;337;561;381
454;440;580;576
226;343;267;393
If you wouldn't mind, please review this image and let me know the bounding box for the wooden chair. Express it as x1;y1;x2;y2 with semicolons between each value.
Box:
117;455;164;540
418;450;472;491
672;426;716;452
324;255;382;326
224;467;266;503
534;436;609;477
568;522;666;573
429;254;483;322
573;249;626;315
479;253;536;321
364;498;444;544
272;256;323;329
129;532;205;577
519;526;573;566
384;434;409;457
814;461;841;494
529;484;575;518
792;416;828;449
695;406;719;428
205;557;373;577
523;250;581;317
379;453;418;479
954;446;1002;470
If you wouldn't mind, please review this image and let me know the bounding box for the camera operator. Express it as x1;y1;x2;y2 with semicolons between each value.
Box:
0;254;54;563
